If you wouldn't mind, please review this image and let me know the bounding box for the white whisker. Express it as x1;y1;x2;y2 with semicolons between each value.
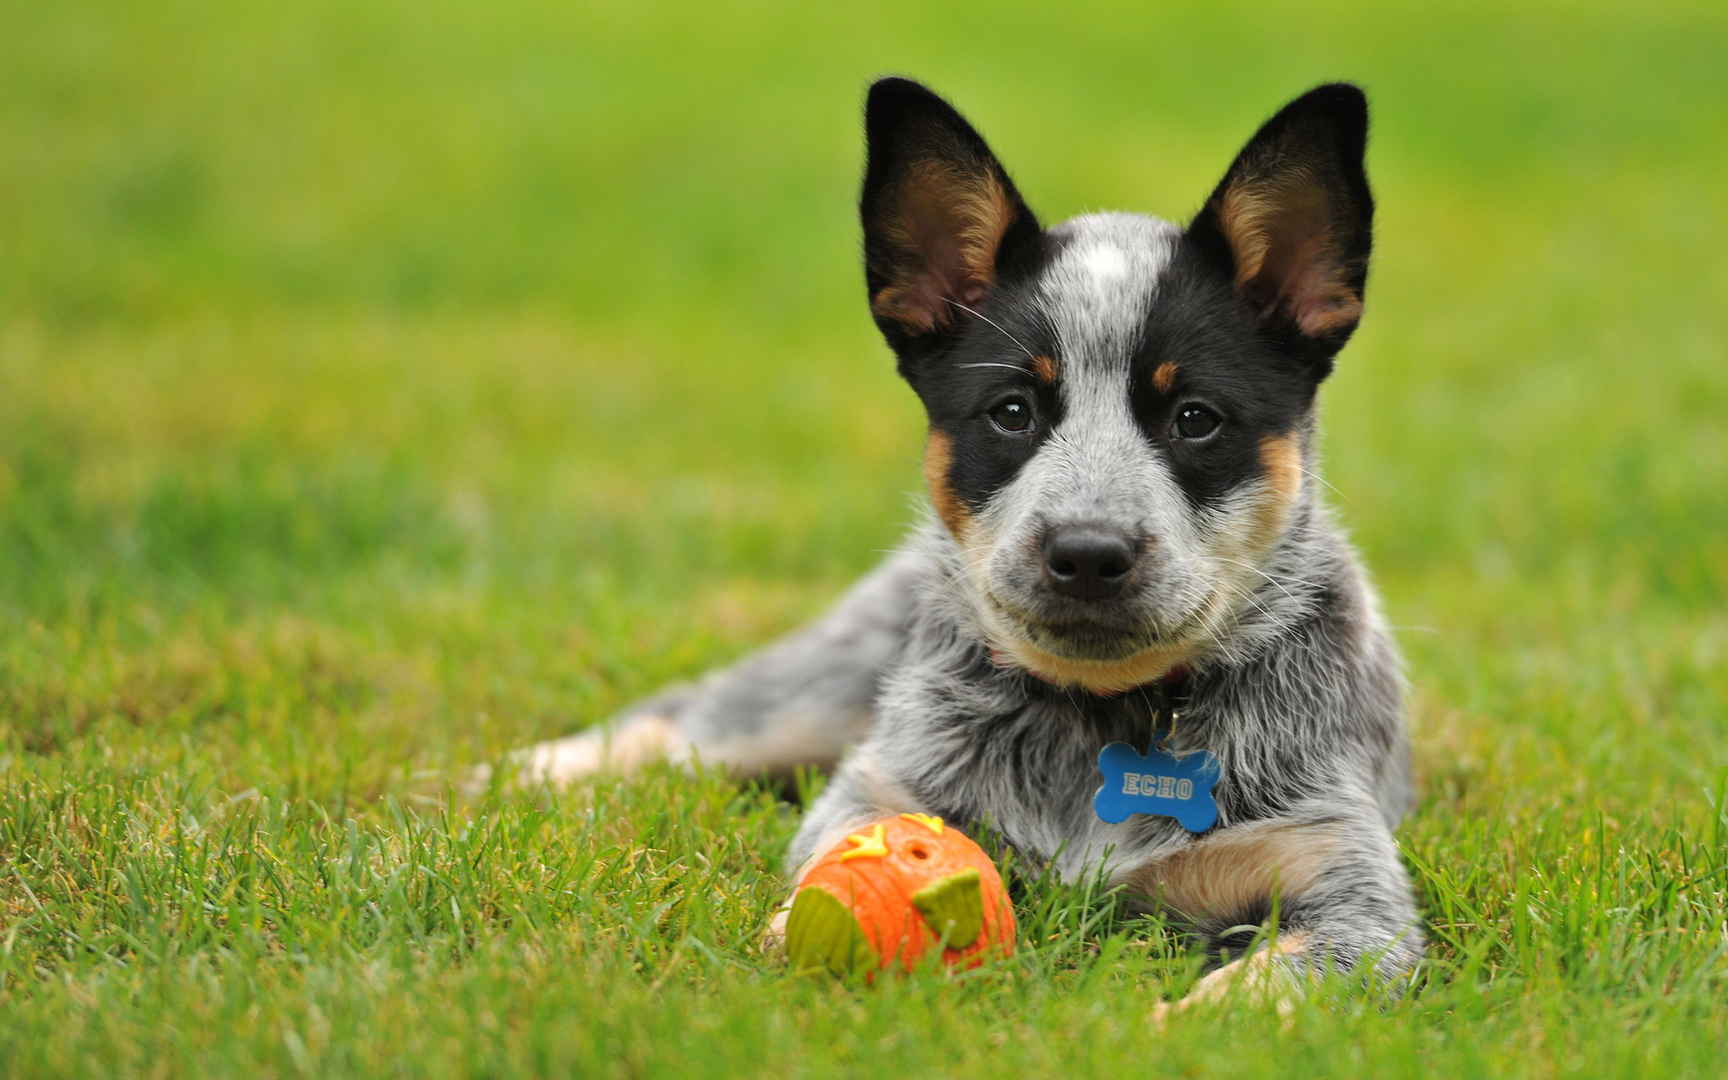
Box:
944;297;1038;362
1219;579;1290;634
1214;556;1296;602
1212;555;1321;602
1298;466;1345;501
1190;597;1240;665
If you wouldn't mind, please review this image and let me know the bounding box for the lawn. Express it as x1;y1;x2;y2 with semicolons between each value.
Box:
2;0;1726;1075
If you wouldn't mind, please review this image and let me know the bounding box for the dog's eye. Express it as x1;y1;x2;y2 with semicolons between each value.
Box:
1173;404;1222;440
989;397;1035;435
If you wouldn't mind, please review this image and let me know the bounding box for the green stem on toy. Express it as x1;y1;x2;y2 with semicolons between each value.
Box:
911;868;984;948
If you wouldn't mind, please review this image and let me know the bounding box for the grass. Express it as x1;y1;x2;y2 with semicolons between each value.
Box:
2;0;1726;1074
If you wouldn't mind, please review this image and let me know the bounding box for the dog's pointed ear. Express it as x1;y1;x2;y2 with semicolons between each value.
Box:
1187;83;1373;371
861;78;1042;354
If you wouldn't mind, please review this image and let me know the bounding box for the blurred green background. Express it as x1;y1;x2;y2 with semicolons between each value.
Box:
2;0;1726;1074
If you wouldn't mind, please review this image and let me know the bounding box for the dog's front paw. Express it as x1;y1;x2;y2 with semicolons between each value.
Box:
1150;936;1306;1027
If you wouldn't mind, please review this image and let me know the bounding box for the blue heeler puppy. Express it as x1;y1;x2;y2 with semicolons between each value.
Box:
507;78;1422;1010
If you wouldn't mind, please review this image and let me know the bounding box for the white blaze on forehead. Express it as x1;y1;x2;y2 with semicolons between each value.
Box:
1080;243;1129;281
1039;213;1181;374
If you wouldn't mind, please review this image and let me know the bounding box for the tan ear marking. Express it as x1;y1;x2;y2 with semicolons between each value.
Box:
929;161;1015;286
1219;179;1309;288
1217;172;1362;337
871;283;942;334
1290;284;1363;336
871;161;1018;334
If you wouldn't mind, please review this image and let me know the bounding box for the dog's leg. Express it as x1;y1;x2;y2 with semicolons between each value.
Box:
1123;806;1423;1018
491;546;928;789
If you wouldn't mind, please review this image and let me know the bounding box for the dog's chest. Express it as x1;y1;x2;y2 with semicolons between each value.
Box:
908;695;1193;880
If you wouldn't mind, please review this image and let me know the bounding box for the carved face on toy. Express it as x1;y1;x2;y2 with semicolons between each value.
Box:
786;813;1016;975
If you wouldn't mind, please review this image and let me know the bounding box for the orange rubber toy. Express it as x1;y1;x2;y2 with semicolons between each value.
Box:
784;813;1015;976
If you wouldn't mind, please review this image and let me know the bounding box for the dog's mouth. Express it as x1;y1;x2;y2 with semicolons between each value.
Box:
983;590;1193;662
976;589;1211;692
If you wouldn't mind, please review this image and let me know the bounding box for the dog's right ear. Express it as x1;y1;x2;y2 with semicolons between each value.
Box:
861;78;1042;357
1185;84;1374;373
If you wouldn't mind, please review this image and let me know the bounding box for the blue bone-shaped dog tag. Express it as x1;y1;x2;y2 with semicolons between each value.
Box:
1093;741;1221;833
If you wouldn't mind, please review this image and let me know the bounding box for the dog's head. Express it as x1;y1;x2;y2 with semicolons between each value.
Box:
861;79;1373;693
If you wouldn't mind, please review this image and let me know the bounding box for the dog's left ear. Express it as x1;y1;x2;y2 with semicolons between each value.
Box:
860;78;1042;359
1187;83;1374;373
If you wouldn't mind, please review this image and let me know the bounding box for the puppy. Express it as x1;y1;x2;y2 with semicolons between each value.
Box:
512;78;1422;1007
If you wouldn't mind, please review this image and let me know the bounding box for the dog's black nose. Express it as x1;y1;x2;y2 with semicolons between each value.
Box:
1042;526;1136;600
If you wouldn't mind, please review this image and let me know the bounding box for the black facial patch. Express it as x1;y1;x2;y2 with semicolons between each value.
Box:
904;278;1068;520
1128;239;1320;508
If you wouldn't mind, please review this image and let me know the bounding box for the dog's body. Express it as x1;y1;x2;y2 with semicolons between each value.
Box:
517;79;1422;1000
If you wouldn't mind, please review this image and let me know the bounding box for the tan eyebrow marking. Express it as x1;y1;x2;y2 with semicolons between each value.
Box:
1032;354;1059;384
1152;361;1179;394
